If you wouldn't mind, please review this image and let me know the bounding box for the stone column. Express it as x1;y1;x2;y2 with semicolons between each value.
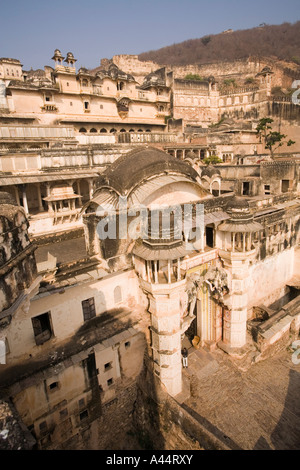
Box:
87;147;93;167
45;182;52;212
148;284;185;397
146;261;151;283
48;201;53;213
45;182;51;197
14;186;20;206
232;233;236;252
167;260;171;283
219;250;251;351
76;180;82;207
22;185;29;215
247;233;252;251
154;261;158;284
36;183;44;212
177;258;181;281
200;228;205;252
88;179;94;200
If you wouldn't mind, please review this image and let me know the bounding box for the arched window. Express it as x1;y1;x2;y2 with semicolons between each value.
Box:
79;128;87;133
100;128;107;133
120;128;126;133
90;128;97;133
114;286;122;304
117;81;125;91
145;129;151;132
138;129;143;133
110;128;117;133
129;129;135;132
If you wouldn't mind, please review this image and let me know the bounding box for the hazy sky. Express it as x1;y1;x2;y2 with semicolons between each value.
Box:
1;0;299;70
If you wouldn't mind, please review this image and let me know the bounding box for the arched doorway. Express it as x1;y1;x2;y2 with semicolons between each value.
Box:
185;264;224;347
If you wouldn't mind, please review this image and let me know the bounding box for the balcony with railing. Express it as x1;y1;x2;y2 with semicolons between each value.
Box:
41;102;58;112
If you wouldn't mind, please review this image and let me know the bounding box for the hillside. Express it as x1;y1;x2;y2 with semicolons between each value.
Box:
138;21;300;66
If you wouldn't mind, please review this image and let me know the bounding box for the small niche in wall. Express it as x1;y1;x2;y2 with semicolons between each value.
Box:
49;381;59;391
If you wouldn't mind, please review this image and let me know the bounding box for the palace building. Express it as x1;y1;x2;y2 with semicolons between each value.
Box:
0;51;299;450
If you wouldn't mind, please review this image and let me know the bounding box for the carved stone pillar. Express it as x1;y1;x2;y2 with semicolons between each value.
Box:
218;250;250;351
148;283;186;397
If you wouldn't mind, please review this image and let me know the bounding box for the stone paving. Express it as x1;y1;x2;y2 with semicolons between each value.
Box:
182;344;300;450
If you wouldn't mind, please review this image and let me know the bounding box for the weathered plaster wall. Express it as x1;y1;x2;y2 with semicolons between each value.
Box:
4;269;140;363
247;248;295;312
10;328;146;450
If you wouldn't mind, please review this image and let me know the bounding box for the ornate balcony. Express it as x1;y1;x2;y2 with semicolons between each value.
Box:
41;103;58;112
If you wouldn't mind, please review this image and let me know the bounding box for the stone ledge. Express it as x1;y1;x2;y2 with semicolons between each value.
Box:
217;340;251;359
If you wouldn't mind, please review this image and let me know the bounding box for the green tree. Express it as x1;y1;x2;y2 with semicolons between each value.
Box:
291;56;300;65
203;155;223;165
223;78;236;87
184;73;203;81
256;118;295;159
244;77;257;85
201;36;211;46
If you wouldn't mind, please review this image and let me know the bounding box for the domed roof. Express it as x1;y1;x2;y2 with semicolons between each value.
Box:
225;197;252;224
141;68;167;89
218;196;263;232
52;49;64;60
201;164;221;179
95;147;200;195
227;196;250;212
65;52;76;63
106;63;135;82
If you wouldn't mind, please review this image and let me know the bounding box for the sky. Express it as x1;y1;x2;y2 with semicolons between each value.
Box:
0;0;299;70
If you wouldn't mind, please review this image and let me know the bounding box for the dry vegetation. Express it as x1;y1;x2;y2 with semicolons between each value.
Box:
138;22;300;66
